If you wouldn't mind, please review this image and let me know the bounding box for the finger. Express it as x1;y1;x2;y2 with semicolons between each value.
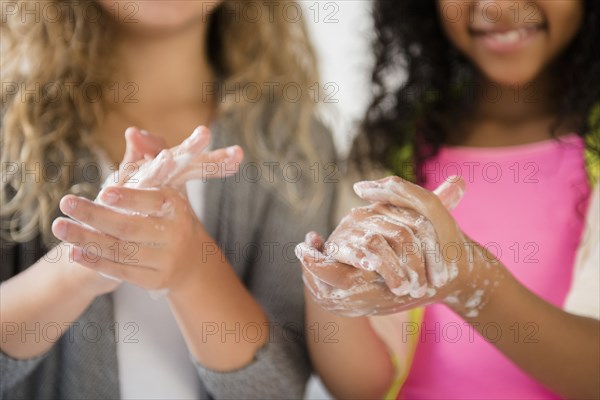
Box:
364;216;430;292
52;217;165;268
411;218;449;288
303;273;374;318
98;186;171;215
123;127;145;164
333;212;430;297
121;126;208;188
332;233;414;296
304;231;325;251
372;206;449;288
295;242;366;290
433;175;466;211
123;127;167;164
367;203;422;228
70;245;159;288
302;269;333;301
353;176;436;218
170;145;244;186
303;264;410;317
130;149;178;188
173;126;211;156
319;289;405;318
59;195;169;243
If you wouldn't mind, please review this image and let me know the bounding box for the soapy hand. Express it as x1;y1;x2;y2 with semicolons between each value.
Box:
105;126;241;190
52;126;244;293
296;176;502;317
57;127;168;296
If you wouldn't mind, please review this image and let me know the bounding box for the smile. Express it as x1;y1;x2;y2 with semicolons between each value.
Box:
471;25;544;53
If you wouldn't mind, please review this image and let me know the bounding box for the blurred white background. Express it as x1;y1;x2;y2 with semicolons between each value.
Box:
300;1;374;398
301;0;374;157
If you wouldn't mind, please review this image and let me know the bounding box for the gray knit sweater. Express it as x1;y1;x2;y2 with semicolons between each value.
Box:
0;115;337;399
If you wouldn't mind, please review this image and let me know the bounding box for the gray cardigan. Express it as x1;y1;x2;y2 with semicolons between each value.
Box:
0;116;337;399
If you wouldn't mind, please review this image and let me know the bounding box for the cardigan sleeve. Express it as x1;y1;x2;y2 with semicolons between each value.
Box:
0;235;54;394
0;350;51;394
193;322;311;399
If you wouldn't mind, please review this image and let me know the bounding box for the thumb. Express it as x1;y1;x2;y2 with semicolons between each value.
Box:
122;127;167;164
304;231;325;252
433;175;466;211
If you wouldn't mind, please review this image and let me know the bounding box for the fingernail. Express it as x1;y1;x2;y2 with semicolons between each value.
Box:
446;175;460;183
101;189;120;205
353;181;375;196
53;220;67;238
305;232;318;246
125;127;138;137
140;129;150;136
225;145;238;158
62;197;77;213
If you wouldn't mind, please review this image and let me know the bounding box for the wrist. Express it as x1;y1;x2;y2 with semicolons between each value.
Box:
167;264;203;302
59;244;120;299
167;232;226;299
442;241;506;318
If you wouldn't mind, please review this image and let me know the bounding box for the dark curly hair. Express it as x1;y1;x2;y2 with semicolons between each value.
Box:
352;0;600;183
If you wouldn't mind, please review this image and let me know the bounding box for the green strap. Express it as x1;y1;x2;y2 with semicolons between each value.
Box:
586;103;600;186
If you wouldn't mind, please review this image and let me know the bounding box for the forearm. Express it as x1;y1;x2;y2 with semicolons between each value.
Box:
0;244;99;359
306;295;394;399
452;267;600;399
167;246;269;372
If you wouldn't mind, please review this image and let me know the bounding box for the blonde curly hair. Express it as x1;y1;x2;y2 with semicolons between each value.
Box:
1;0;324;245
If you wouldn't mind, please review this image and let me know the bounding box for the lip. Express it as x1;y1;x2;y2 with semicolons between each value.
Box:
470;25;545;54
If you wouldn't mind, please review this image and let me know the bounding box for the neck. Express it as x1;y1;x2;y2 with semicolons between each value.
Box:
450;70;574;147
109;20;214;114
475;70;557;123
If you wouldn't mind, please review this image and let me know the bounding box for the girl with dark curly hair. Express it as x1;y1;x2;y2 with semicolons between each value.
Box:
298;1;600;398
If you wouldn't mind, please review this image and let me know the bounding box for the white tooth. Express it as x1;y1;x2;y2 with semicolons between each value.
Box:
519;28;533;39
491;29;520;43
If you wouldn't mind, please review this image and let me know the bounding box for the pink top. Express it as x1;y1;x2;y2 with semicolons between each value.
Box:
400;134;590;399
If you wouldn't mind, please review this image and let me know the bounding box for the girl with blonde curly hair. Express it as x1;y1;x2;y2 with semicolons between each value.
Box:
0;1;336;398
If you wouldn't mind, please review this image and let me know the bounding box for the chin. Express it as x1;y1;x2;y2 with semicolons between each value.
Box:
98;0;220;32
135;2;206;25
477;64;543;87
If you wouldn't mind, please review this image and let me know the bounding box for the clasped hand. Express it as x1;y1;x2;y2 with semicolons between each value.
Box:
297;176;500;317
52;126;243;293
